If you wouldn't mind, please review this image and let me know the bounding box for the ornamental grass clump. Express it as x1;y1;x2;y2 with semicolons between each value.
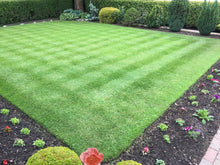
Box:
168;0;189;32
197;0;219;35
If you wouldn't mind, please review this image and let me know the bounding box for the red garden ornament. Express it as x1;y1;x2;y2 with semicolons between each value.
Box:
80;148;104;165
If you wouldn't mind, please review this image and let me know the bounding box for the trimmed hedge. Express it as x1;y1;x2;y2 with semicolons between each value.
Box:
85;0;220;28
0;0;72;25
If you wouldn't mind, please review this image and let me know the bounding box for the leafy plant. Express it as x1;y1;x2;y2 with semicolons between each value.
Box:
113;6;126;24
33;139;45;148
201;89;209;94
1;109;9;115
188;95;197;101
191;101;199;106
158;123;168;131
211;94;219;103
155;159;166;165
142;5;163;28
193;109;214;124
207;74;214;80
168;0;189;32
63;8;82;17
175;118;185;126
197;0;219;35
20;128;30;135
13;138;25;147
10;118;20;125
188;129;200;139
60;13;78;21
86;1;99;21
122;7;139;26
163;135;170;143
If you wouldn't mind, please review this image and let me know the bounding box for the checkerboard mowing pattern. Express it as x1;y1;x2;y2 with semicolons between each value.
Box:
0;21;220;160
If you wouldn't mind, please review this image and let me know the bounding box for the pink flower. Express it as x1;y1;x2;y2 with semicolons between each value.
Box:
185;127;191;132
80;148;104;165
144;146;149;153
180;107;185;111
211;78;215;81
201;83;205;87
216;79;219;82
212;68;215;72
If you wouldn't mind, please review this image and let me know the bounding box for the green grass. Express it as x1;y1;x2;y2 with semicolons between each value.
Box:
0;21;219;160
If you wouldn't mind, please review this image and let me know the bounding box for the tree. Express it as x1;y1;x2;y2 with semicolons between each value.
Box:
168;0;189;32
74;0;84;11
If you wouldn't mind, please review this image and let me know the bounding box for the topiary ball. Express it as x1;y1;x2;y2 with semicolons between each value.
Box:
26;146;82;165
116;160;142;165
99;7;120;24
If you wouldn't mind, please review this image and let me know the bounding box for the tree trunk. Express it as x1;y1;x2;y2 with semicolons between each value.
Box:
74;0;84;11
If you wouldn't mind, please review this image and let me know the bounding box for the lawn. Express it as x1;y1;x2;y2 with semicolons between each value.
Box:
0;21;219;161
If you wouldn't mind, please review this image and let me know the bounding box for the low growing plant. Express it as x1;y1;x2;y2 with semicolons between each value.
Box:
191;101;199;106
188;95;197;101
163;135;170;143
201;89;209;95
10;118;20;125
1;109;9;115
4;126;11;132
188;129;200;139
33;139;45;148
158;123;168;131
20;128;30;135
207;74;214;80
155;159;166;165
193;109;214;124
211;94;219;103
175;118;185;126
13;138;25;147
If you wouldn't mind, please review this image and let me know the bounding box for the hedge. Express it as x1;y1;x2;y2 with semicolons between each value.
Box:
0;0;73;25
85;0;220;28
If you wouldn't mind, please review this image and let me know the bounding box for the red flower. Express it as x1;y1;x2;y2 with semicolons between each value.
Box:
3;160;8;165
4;126;11;132
80;148;104;165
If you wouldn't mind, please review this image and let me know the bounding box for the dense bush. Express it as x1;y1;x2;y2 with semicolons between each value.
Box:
99;7;120;24
168;0;189;32
142;4;163;28
116;160;142;165
26;146;82;165
123;7;139;26
86;1;99;21
0;0;72;25
113;6;126;24
197;0;219;35
85;0;220;29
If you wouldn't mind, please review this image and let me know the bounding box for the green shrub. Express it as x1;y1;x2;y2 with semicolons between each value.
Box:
99;7;120;24
10;117;20;125
0;0;72;25
168;0;189;32
117;160;142;165
26;147;82;165
197;0;219;35
113;6;126;24
123;7;139;26
142;4;163;28
63;8;82;17
60;13;79;21
86;1;99;21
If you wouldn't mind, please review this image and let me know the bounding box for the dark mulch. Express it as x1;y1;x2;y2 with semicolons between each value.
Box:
0;22;220;165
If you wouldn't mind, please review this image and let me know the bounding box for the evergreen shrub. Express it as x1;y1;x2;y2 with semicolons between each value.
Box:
99;7;120;24
197;0;219;35
168;0;189;32
122;7;139;26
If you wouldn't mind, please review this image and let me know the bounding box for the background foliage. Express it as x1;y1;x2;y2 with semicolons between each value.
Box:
0;0;72;25
84;0;220;28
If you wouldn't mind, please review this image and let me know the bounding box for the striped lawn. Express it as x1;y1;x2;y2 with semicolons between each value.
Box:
0;21;219;160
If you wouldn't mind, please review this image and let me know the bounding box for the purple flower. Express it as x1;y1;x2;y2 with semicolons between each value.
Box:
195;129;199;132
215;94;219;100
185;127;191;132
